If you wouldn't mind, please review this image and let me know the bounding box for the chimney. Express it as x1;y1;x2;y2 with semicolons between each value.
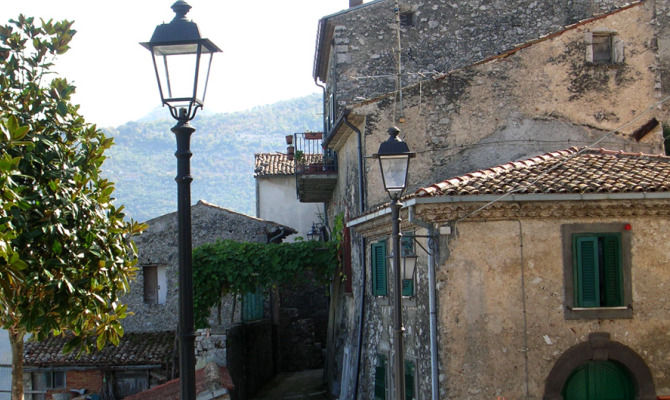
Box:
350;0;363;7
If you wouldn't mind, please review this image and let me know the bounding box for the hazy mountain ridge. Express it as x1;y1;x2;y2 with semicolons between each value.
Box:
102;93;322;222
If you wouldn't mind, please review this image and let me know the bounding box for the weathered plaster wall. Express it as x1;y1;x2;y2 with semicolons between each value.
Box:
256;176;323;242
122;201;285;333
432;204;670;398
350;3;665;208
324;0;632;116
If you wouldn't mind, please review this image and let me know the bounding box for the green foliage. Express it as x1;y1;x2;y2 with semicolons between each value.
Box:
0;14;144;359
192;239;337;328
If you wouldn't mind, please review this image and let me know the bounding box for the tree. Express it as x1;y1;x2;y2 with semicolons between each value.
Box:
0;16;143;399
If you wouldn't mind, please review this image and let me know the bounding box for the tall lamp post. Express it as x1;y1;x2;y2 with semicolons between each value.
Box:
373;127;415;400
141;2;221;399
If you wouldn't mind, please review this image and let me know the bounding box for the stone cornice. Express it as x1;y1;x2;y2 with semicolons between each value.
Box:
351;199;670;237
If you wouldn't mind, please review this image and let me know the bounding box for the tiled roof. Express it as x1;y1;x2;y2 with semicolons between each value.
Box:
255;153;294;177
24;331;175;367
415;147;670;198
254;153;325;177
124;362;234;400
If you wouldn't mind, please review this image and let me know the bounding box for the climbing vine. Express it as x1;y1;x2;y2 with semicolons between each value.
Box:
192;239;338;328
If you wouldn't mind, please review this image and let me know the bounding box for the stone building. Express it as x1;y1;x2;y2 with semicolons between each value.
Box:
302;0;670;398
122;200;293;333
314;0;635;133
348;147;670;399
23;201;294;399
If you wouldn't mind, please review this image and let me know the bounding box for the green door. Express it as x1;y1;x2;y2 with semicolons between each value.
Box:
562;361;635;400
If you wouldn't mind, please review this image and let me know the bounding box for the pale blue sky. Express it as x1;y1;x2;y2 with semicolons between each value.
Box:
0;1;355;127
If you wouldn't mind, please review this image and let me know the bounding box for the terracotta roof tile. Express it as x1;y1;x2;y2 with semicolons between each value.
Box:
24;331;175;367
254;153;294;177
415;147;670;198
254;153;324;177
124;362;233;400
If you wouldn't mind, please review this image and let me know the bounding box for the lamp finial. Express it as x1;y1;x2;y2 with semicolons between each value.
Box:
388;126;401;138
171;1;192;21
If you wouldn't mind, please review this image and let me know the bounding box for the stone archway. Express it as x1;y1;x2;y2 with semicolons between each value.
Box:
543;332;656;400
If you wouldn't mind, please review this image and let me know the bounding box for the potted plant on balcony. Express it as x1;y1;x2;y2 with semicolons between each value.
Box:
295;150;305;173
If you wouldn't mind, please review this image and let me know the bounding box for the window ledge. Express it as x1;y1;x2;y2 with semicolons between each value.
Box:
564;304;633;320
569;306;629;311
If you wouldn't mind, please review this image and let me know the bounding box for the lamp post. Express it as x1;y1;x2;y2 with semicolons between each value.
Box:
141;2;220;399
373;126;415;400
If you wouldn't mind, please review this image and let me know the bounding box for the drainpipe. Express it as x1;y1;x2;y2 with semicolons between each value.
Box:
343;111;367;399
408;205;439;400
314;79;327;142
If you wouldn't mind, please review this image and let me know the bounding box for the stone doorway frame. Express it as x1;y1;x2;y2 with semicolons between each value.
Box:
543;332;656;400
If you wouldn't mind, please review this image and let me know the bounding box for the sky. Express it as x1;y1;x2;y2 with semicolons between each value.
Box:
0;1;354;127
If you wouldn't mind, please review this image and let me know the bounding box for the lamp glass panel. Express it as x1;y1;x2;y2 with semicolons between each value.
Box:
152;47;204;109
402;255;417;281
379;155;410;193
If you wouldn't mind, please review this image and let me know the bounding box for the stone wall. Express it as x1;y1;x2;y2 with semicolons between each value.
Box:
346;2;665;208
321;0;633;120
121;200;289;333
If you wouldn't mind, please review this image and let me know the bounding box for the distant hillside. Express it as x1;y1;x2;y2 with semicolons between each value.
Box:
102;94;322;222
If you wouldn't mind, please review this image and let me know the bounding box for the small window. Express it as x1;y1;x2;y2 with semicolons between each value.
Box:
585;30;624;64
143;265;167;305
371;241;388;296
401;233;415;297
573;233;623;308
399;11;415;27
32;371;65;392
562;223;632;319
374;354;387;400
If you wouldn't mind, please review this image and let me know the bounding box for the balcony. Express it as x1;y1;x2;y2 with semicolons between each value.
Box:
288;132;337;203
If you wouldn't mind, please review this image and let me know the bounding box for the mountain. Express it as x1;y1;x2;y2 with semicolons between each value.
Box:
102;93;322;222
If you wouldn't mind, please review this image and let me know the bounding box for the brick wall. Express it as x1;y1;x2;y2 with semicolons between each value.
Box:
45;369;102;399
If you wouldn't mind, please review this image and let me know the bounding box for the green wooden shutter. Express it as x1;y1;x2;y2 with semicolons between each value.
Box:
575;236;600;307
405;360;416;400
372;241;387;296
374;355;387;400
601;234;623;306
242;289;264;321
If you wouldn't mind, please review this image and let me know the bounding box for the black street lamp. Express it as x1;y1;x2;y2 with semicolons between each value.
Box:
141;2;221;400
373;126;415;400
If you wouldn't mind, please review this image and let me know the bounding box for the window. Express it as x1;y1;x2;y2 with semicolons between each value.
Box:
374;354;387;400
585;30;624;64
562;223;632;319
573;233;622;307
401;233;415;297
0;366;9;400
143;265;167;305
371;241;387;296
399;11;415;27
31;370;66;399
242;288;264;321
